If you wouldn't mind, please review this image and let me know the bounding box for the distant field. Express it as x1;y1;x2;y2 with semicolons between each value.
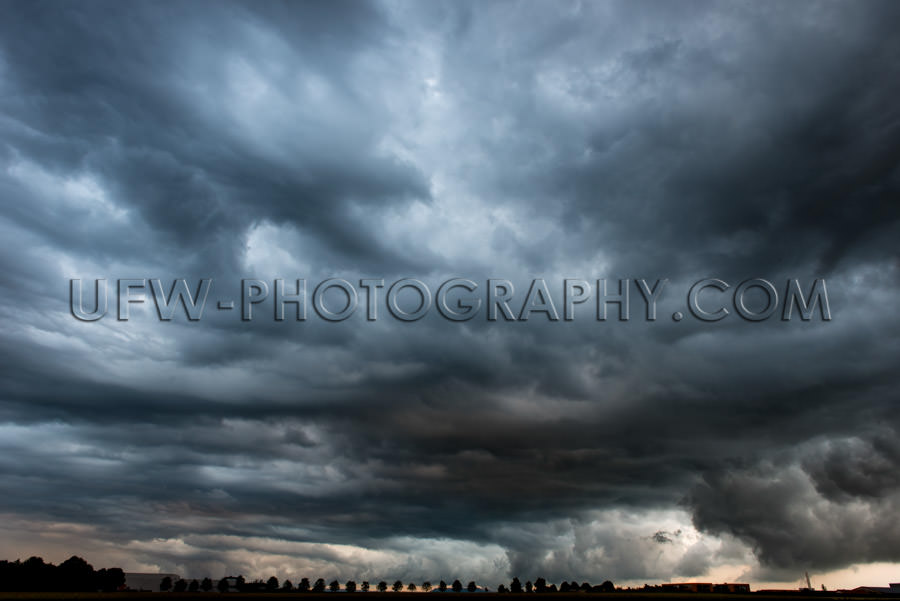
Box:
0;594;885;601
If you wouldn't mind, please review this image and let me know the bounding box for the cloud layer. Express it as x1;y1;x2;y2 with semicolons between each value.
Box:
1;0;899;588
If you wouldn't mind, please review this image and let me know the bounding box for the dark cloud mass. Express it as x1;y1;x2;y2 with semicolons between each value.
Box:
0;0;899;587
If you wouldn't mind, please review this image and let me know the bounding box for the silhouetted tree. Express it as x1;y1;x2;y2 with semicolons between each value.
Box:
313;578;326;593
201;577;213;592
497;584;508;593
346;581;357;593
299;578;311;592
438;580;447;592
547;584;557;593
467;582;477;593
96;567;126;592
174;579;188;593
534;578;546;593
377;581;388;592
10;557;47;591
283;580;294;591
361;581;370;592
408;583;417;591
265;576;278;591
525;581;533;593
600;581;614;593
189;580;200;592
236;576;246;591
329;580;340;593
422;582;432;592
160;576;173;592
510;578;522;593
452;580;462;593
217;578;229;593
59;556;95;592
392;580;403;592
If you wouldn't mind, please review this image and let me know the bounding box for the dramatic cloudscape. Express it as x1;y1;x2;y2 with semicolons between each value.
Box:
1;0;899;590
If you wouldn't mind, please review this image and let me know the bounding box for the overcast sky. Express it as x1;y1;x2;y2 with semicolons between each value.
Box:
1;0;899;590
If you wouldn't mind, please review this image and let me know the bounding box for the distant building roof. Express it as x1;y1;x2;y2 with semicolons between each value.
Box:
840;586;900;595
124;573;181;592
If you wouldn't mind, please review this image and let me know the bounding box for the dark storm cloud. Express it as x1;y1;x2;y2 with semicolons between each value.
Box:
0;0;899;585
0;0;430;273
689;431;900;578
432;1;900;276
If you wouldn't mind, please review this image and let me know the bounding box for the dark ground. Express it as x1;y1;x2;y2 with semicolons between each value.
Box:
0;593;888;601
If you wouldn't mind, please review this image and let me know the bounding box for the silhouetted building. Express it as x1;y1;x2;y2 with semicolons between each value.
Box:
714;584;751;593
840;585;900;596
662;583;712;593
124;573;181;592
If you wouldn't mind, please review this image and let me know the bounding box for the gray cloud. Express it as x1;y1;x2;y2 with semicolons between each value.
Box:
0;0;898;587
689;432;900;578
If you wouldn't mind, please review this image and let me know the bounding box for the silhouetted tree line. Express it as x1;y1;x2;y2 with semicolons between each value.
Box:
202;574;615;594
0;556;125;592
0;554;616;595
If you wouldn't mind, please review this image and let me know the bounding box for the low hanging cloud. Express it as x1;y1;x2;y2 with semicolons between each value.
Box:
689;432;900;580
